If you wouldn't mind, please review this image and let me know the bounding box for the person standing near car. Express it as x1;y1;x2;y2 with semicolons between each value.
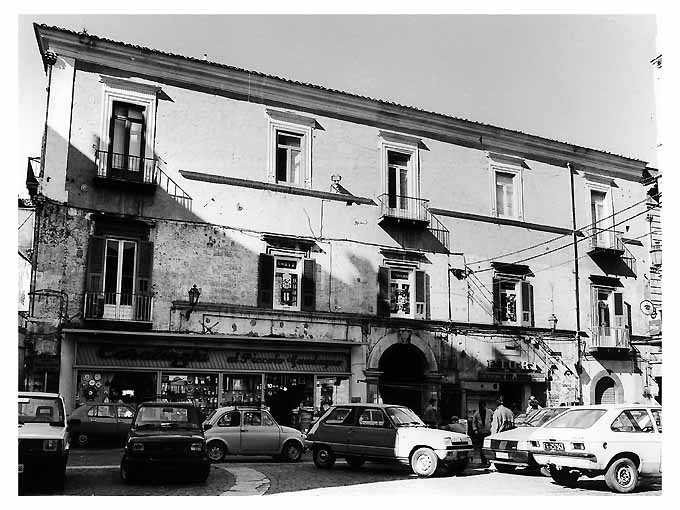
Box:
473;400;493;466
423;398;439;428
490;396;515;434
526;395;541;414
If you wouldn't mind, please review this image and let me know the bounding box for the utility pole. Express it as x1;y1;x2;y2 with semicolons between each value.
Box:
568;162;583;405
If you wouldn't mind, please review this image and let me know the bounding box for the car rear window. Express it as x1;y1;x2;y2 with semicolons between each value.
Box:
544;409;607;429
526;408;568;427
18;397;65;425
323;407;353;425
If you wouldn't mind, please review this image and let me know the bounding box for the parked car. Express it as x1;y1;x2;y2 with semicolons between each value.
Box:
68;403;136;446
203;405;306;462
305;403;473;477
530;404;661;493
18;392;70;489
482;406;569;473
120;401;210;483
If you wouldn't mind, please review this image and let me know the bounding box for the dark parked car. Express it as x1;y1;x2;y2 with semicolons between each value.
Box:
120;402;210;483
68;403;136;446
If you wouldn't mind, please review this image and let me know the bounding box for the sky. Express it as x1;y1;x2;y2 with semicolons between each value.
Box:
16;13;659;192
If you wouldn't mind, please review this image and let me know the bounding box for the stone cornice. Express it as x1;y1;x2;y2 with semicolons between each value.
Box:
35;24;648;182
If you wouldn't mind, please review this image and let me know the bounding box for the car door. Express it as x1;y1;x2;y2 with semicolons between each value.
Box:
91;404;118;440
347;408;397;459
649;408;662;474
316;407;355;455
214;411;242;454
116;405;135;440
609;408;660;475
240;411;279;454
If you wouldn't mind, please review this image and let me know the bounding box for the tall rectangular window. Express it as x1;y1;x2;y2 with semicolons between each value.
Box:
109;101;146;173
387;151;411;210
273;256;302;311
495;172;516;217
275;131;303;185
103;239;137;318
590;190;608;246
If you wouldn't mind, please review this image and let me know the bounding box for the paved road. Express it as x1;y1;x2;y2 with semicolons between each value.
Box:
19;447;662;496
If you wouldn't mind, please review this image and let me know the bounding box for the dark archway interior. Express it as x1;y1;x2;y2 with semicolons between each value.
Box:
595;376;616;404
378;343;427;415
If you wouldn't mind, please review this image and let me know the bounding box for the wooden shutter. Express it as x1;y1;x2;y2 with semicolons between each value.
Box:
377;266;390;317
521;281;533;326
425;273;431;320
613;292;624;327
85;236;106;319
529;284;535;327
493;278;501;324
415;270;426;319
301;259;316;312
258;254;274;309
134;240;154;321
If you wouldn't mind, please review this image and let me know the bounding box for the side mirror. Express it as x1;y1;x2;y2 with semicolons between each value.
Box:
203;423;212;431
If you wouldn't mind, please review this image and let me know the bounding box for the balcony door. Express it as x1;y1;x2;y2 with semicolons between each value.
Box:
590;190;608;247
109;101;146;179
386;151;413;217
103;239;137;320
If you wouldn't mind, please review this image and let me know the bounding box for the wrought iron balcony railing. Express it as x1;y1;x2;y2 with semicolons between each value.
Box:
378;194;430;223
588;326;631;352
584;226;625;253
95;150;193;211
84;292;154;322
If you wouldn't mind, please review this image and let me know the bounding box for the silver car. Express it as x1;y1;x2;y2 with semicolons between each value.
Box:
203;406;306;462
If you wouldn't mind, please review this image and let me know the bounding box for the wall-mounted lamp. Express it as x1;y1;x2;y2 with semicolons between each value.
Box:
564;369;574;377
650;242;662;267
185;284;201;320
548;314;558;333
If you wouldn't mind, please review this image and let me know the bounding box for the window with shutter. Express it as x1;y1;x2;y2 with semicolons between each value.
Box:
377;266;390;317
415;270;428;320
258;254;274;309
85;236;106;319
301;259;316;312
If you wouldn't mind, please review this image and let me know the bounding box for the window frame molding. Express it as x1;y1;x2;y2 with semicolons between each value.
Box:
98;76;160;160
379;132;421;200
266;247;305;312
266;109;314;189
585;179;614;234
488;152;525;221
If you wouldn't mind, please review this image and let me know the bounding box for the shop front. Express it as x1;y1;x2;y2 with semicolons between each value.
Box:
70;336;352;426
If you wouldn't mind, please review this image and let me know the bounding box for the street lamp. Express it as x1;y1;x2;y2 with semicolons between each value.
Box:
548;314;558;334
650;241;662;267
185;285;201;320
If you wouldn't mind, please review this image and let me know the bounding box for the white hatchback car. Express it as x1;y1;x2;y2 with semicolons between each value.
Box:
530;404;661;493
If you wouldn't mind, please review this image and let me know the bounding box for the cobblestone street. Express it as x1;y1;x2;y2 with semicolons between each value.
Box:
19;447;662;496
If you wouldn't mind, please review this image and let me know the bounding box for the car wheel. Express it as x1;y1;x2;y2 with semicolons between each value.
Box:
207;441;226;462
282;441;303;462
410;447;438;477
345;456;365;468
605;457;639;493
443;458;468;476
75;433;89;447
549;464;580;487
120;460;135;484
313;445;336;469
494;463;516;473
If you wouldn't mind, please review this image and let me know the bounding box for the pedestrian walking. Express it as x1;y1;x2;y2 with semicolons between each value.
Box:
423;398;439;428
472;400;493;466
526;395;541;414
490;396;515;434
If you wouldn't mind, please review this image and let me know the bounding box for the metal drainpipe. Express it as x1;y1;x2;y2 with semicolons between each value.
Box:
568;162;583;405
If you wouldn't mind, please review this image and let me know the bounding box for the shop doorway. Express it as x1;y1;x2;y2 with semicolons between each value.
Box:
378;343;427;415
108;372;157;406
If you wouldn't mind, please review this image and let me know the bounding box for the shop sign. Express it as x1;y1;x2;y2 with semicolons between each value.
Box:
479;371;545;382
486;360;542;373
98;347;209;367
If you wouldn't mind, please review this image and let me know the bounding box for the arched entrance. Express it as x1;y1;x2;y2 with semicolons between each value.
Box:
378;343;427;414
595;376;616;404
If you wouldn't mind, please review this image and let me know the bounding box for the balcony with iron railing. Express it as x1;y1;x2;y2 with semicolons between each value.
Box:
584;226;636;276
587;326;631;353
94;150;193;211
83;292;154;323
377;194;450;251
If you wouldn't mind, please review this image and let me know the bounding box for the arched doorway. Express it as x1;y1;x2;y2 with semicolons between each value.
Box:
378;343;427;414
595;376;616;404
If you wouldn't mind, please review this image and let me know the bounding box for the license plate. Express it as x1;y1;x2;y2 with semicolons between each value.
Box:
18;464;24;473
544;442;565;451
496;452;509;459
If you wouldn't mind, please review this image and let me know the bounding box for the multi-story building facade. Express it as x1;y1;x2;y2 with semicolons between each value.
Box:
25;24;659;426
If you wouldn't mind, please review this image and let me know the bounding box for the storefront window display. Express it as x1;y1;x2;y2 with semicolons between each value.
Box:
316;376;350;413
161;373;218;418
264;374;313;427
221;374;262;405
76;371;156;408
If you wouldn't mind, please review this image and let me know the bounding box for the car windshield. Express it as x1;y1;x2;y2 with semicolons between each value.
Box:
385;407;426;427
133;406;200;429
544;409;607;429
18;396;65;425
525;407;569;427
